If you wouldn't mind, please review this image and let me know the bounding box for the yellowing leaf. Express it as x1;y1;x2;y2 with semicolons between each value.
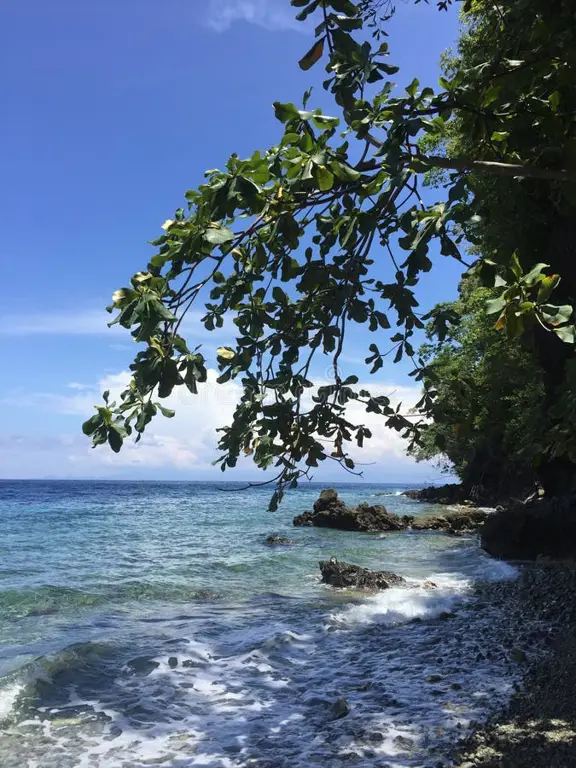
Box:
299;38;325;71
217;347;236;360
494;313;506;331
161;219;174;231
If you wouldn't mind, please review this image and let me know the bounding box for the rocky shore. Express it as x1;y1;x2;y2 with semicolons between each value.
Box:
453;564;576;767
293;488;490;534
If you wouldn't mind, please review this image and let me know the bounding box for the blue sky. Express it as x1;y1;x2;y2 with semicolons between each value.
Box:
0;0;462;482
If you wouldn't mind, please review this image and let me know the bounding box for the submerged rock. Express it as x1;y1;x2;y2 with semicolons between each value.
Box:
319;557;406;590
193;589;222;601
264;534;294;546
126;656;160;676
293;490;490;533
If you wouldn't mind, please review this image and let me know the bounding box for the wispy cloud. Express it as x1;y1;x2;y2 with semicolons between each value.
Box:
0;308;231;341
0;310;118;337
203;0;305;33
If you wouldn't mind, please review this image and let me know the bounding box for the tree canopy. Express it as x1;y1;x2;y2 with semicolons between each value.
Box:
409;279;546;499
83;0;576;506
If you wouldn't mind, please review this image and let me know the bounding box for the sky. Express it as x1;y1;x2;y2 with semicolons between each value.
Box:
0;0;463;483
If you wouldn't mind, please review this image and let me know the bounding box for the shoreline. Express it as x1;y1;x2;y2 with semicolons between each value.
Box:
452;563;576;767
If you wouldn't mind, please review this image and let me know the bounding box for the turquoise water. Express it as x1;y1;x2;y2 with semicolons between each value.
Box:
0;480;518;767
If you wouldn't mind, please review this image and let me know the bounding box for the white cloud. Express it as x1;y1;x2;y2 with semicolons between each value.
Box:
0;368;432;480
203;0;305;32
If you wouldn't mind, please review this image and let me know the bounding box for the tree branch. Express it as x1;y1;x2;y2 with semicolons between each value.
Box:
358;142;576;182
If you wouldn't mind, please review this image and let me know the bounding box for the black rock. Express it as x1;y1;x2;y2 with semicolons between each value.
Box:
319;557;406;590
481;496;576;560
294;489;489;533
330;696;351;720
126;656;160;676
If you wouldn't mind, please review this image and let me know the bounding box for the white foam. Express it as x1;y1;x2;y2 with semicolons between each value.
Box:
0;560;525;767
0;682;23;721
328;574;469;629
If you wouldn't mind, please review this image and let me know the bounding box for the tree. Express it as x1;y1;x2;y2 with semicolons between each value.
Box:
83;0;576;507
421;0;576;495
409;279;546;500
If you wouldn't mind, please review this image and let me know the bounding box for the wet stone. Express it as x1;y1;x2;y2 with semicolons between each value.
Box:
126;657;160;676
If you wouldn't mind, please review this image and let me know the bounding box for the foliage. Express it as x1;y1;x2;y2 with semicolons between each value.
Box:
418;0;576;491
83;0;576;505
409;280;546;492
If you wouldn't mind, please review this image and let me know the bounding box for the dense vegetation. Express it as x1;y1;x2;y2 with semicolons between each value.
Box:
409;280;546;500
83;0;576;506
410;0;576;498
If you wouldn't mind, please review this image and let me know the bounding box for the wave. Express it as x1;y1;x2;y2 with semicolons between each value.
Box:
0;640;118;724
327;574;469;629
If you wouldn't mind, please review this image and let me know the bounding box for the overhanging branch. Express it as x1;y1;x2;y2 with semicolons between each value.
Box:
358;139;575;182
413;154;576;182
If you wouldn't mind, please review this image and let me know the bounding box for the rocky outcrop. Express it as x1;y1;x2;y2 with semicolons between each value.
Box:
319;557;406;590
406;508;491;533
403;484;475;505
294;489;406;531
404;481;537;508
294;489;490;534
481;496;576;560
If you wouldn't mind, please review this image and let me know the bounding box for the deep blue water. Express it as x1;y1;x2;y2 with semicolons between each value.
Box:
0;480;518;767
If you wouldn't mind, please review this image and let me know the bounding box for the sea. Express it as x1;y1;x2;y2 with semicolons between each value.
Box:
0;480;521;768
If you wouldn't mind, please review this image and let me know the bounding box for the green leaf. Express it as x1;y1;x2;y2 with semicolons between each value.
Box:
299;37;325;71
158;405;176;418
311;113;340;129
521;263;549;287
549;91;561;112
111;288;135;308
315;165;334;191
329;160;360;182
486;296;506;315
555;325;576;344
272;286;288;303
204;226;235;245
406;78;419;98
82;414;102;436
295;0;320;20
540;304;573;327
108;425;124;453
537;274;560;303
273;102;300;123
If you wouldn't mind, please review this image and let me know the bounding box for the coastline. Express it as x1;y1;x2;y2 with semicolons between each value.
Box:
452;563;576;767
